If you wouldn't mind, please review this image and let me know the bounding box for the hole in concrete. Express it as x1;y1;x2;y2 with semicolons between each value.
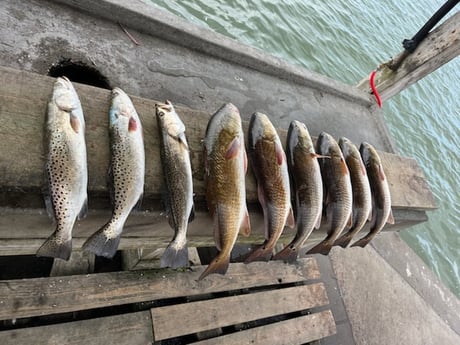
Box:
48;58;111;89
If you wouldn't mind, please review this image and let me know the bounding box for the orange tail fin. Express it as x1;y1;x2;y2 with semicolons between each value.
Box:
198;252;230;280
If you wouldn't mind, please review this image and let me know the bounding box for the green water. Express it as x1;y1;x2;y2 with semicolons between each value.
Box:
149;0;460;297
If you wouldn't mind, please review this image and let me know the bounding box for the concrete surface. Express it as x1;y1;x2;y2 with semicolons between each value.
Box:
329;247;459;345
0;0;396;152
1;1;458;344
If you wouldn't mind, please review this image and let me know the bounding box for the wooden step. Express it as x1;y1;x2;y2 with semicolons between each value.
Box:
191;310;336;345
151;283;328;340
0;257;319;321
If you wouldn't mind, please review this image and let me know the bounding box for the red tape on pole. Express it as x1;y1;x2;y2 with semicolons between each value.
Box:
369;70;382;108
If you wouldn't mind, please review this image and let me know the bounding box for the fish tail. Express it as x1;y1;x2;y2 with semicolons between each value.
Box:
307;240;333;255
83;223;121;258
272;245;298;263
160;241;189;269
36;232;72;260
244;244;273;263
198;252;230;280
351;235;373;248
333;233;353;248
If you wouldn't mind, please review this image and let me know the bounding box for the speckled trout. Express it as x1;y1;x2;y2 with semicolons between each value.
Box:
245;112;294;263
352;142;394;247
199;103;251;280
308;132;352;255
37;76;88;260
156;100;194;269
83;88;144;258
273;120;322;262
334;137;372;248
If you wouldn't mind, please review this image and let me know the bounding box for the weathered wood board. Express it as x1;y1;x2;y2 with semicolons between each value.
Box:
151;283;328;340
191;310;336;345
0;66;436;254
0;257;319;320
1;311;153;345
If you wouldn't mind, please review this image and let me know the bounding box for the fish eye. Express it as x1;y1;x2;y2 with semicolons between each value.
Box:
159;111;165;117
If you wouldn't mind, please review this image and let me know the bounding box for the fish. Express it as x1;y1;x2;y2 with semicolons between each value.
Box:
273;120;322;263
37;76;88;260
156;100;194;269
83;87;144;258
307;132;352;255
199;103;251;280
334;137;372;248
245;112;294;263
352;142;394;247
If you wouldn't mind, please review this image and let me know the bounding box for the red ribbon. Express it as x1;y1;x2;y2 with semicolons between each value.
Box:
369;70;382;108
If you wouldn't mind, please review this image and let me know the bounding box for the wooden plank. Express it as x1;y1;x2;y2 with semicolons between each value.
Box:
50;251;95;276
151;283;328;340
357;12;459;101
191;310;336;345
0;257;319;320
0;66;435;207
0;311;153;345
0;207;428;256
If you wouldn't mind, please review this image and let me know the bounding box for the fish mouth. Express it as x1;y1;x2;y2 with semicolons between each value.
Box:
156;100;173;114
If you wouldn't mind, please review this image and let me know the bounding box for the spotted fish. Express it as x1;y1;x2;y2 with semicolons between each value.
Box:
352;142;394;247
273;120;323;262
334;137;372;248
156;100;194;269
199;103;251;280
37;76;88;260
245;112;294;263
83;88;144;258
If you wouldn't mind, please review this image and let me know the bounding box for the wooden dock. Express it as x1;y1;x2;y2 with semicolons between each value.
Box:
0;257;336;344
0;66;436;257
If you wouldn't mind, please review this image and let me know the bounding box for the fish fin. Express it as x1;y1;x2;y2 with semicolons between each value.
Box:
77;197;88;220
177;132;189;149
188;205;195;223
225;136;241;160
245;243;273;263
333;233;353;248
315;206;322;229
42;178;56;222
339;157;349;175
133;193;143;211
36;232;72;260
239;208;251;237
387;209;395;225
82;225;121;258
272;245;298;263
351;236;371;248
347;213;353;228
161;241;189;269
307;240;332;255
198;252;230;280
243;146;248;174
275;141;285;165
286;207;295;229
213;211;222;251
70;115;81;134
378;164;386;181
257;184;270;240
128;116;138;132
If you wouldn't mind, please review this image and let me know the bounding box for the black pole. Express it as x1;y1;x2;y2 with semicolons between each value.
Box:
402;0;459;53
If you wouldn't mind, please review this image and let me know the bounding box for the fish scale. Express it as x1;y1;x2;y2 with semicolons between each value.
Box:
156;100;194;269
245;112;294;263
273;120;323;262
199;103;250;280
83;87;144;258
37;76;88;261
